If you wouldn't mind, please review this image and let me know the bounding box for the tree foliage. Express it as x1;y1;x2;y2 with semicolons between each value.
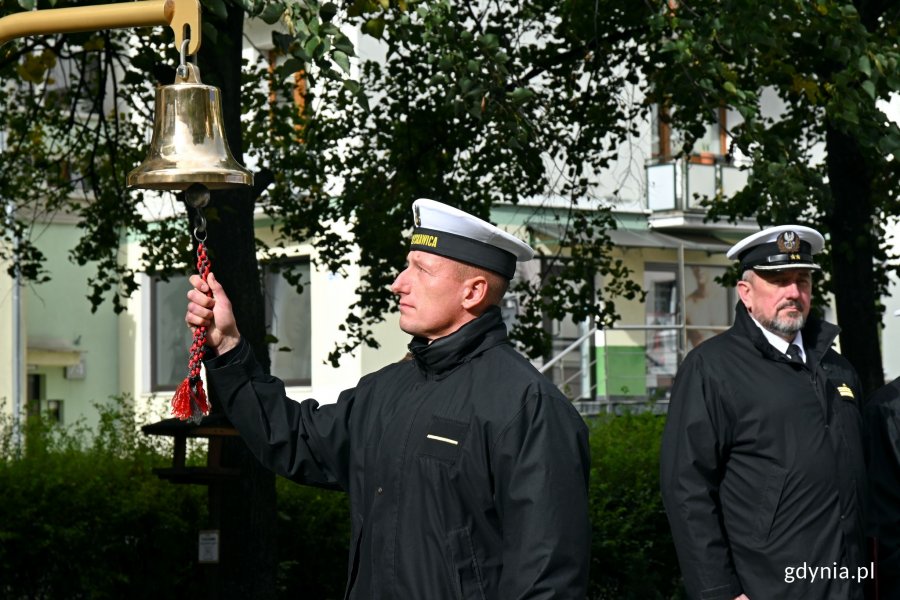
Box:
1;0;899;385
643;0;900;392
0;0;647;365
247;0;649;360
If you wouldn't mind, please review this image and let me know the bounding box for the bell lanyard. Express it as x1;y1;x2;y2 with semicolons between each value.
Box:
171;206;212;423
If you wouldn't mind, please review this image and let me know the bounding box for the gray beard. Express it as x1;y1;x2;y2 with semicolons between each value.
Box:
758;312;806;337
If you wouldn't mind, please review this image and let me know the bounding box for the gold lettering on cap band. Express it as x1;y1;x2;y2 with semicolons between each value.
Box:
426;434;458;445
411;233;439;248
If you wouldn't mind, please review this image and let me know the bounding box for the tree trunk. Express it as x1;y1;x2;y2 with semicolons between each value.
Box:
824;124;884;397
195;4;277;599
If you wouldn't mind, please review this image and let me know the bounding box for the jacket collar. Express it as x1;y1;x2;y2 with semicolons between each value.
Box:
408;305;509;377
732;301;840;368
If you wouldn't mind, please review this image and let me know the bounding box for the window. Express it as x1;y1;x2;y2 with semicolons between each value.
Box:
644;263;734;385
653;105;728;163
151;276;195;391
150;258;313;390
46;399;64;424
263;260;312;386
684;264;733;350
645;264;679;377
26;374;44;419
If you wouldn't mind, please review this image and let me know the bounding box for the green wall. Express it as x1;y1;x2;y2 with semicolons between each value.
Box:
596;345;647;397
25;222;122;431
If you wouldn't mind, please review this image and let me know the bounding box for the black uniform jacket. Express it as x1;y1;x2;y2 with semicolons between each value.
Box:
205;306;591;600
660;302;866;600
865;377;900;599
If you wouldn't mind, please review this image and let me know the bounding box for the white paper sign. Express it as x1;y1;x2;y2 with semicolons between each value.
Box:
198;530;220;564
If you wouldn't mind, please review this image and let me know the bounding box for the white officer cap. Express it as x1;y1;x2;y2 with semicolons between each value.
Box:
726;225;824;273
409;198;534;279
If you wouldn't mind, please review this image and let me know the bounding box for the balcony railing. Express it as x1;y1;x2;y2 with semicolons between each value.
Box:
646;157;749;212
538;323;729;415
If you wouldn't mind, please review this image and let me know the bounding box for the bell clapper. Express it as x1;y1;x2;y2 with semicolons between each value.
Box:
185;183;210;208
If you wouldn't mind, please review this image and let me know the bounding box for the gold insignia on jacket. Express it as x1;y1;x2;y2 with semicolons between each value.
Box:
837;384;855;398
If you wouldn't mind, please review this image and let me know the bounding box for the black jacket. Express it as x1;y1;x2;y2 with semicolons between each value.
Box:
205;306;591;599
865;377;900;599
660;302;867;600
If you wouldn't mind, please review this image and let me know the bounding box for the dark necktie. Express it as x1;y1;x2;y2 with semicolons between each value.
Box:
786;343;804;365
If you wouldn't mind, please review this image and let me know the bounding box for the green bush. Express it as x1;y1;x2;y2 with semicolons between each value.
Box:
0;399;207;600
0;403;682;598
275;482;351;600
586;412;683;600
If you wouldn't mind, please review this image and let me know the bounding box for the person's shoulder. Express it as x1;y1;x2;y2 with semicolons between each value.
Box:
479;343;562;390
480;344;584;417
357;356;418;388
820;345;861;379
678;328;740;369
867;376;900;411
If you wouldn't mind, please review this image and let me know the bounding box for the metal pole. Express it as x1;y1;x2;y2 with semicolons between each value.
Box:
0;0;201;55
5;199;22;452
540;327;596;373
678;243;687;360
578;320;590;400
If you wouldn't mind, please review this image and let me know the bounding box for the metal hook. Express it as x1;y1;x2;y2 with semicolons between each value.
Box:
180;38;190;66
177;38;191;79
193;210;207;243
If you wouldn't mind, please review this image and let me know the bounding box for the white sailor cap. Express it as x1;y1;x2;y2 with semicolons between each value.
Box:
726;224;824;273
409;198;534;279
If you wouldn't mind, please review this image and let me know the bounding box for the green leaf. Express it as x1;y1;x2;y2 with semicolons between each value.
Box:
260;2;285;25
478;33;499;51
202;0;229;20
356;88;370;112
17;0;35;9
305;36;321;58
281;58;306;76
861;80;876;99
202;21;218;44
333;50;351;74
858;55;871;77
320;2;339;21
333;37;356;56
363;17;385;38
272;31;293;51
506;87;534;105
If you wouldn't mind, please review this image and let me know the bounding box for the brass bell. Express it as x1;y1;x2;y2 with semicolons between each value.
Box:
128;62;253;191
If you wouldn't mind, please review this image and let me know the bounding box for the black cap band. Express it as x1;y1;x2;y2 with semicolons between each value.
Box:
739;240;817;272
410;227;517;279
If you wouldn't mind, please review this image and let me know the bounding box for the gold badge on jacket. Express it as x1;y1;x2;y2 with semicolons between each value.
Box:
837;383;855;399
